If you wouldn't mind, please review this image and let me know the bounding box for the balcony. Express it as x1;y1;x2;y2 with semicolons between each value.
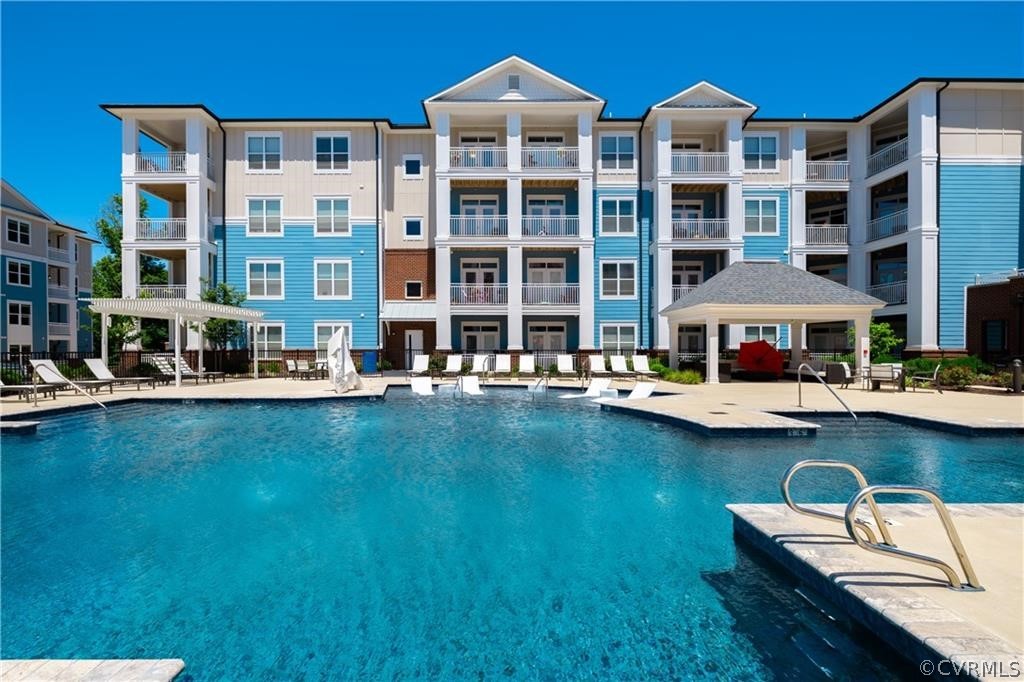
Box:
672;218;729;240
450;147;508;170
522;284;579;306
449;216;508;238
867;209;909;242
672;285;697;301
806;160;849;182
671;152;729;175
48;284;71;299
867;280;907;305
451;284;508;306
867;139;908;177
47;246;71;262
136;151;187;174
137;218;188;241
137;285;188;299
521;147;579;170
47;322;70;337
522;216;579;238
805;225;849;246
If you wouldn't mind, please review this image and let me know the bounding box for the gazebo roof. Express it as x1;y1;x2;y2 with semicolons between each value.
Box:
87;298;265;323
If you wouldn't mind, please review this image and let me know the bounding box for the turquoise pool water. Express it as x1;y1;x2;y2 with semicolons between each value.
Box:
2;391;1021;679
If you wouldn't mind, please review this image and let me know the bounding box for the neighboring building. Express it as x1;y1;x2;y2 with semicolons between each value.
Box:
1;179;97;354
101;58;1024;368
965;270;1024;362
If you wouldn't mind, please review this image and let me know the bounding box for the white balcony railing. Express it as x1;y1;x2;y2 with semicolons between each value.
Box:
866;209;909;242
47;322;70;337
672;218;729;240
672;285;697;301
671;152;729;175
137;285;188;299
867;138;908;177
522;284;580;306
806;160;850;182
449;215;508;238
522;147;579;169
451;284;508;306
867;280;907;305
805;224;849;245
47;246;71;262
522;216;579;238
136;151;187;174
450;147;508;170
48;285;71;299
137;218;188;241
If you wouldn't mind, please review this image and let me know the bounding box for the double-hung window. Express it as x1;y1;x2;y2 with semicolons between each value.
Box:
315;322;352;356
599;198;636;235
599;134;635;170
601;324;636;354
315;259;352;299
246;133;282;172
248;198;282;235
744;198;779;235
253;324;285;351
744;325;779;345
600;260;636;299
7;219;30;245
8;302;31;327
315;198;350;236
743;133;778;171
7;259;31;286
247;260;284;299
315;133;350;172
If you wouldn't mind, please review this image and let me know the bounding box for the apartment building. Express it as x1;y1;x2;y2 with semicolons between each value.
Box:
102;57;1024;368
1;180;96;354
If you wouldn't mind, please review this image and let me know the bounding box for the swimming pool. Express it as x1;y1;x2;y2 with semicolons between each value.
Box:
3;390;1021;679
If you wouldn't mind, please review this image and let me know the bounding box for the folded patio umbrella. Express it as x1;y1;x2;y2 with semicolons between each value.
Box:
738;340;784;378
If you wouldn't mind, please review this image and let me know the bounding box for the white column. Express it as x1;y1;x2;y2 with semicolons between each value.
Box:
101;313;109;365
121;247;139;298
656;180;672;241
790;126;807;184
122;183;138;242
253;323;260;379
579;243;595;349
668;320;679;370
435;112;450;173
186;248;202;302
435;176;450;239
436;246;452;349
705;316;720;384
847;127;869;293
726;248;744;348
790;187;806;249
506;112;521;172
656;117;672;177
121;116;138;175
577;112;593;172
578;176;593;239
173;313;182;387
726;117;743;177
198;322;205;373
726;180;744;241
655;246;673;348
854;314;871;376
507;244;523;350
507;176;522;240
185;118;203;175
907;229;940;350
906;87;940;351
789;323;804;369
186;181;201;243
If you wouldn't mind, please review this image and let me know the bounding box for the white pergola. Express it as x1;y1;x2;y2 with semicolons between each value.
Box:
88;298;266;387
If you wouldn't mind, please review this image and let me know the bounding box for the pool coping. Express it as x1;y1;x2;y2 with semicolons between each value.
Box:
0;658;185;681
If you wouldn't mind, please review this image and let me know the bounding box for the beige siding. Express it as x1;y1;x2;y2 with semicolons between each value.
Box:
742;126;790;184
941;88;1024;157
223;126;378;220
1;209;47;259
384;132;434;249
76;239;93;291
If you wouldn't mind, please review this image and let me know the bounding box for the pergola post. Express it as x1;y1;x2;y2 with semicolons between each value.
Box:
173;313;182;387
101;313;109;366
854;315;871;376
253;323;260;379
789;322;804;370
198;319;205;375
705;316;719;384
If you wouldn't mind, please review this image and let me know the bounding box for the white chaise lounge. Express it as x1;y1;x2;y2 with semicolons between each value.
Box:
559;377;612;400
555;354;575;378
410;376;434;396
588;354;611;377
441;354;463;378
407;354;430;379
29;359;113;394
84;358;155;390
631;355;658;381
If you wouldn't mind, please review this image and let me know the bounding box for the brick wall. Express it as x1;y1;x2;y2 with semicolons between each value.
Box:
382;321;436;370
384;249;435;301
965;277;1024;361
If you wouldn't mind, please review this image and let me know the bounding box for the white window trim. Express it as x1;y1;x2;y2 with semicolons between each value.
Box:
244;131;284;175
672;138;704;152
743;197;780;236
525;194;566;207
404;280;424;299
246;258;285;300
742;132;780;173
402;154;424;179
461;320;501;352
459;257;500;284
459;194;500;210
7;218;31;246
313;258;353;301
313;196;352;238
598;131;637;172
7;300;32;327
598;196;637;237
599;259;638;300
6;257;32;287
458;132;498;146
245;196;284;238
744;324;780;344
312;131;352;174
672;199;705;214
403;216;424;241
254;321;286;350
315;321;353;350
525;132;566;145
599;322;638;352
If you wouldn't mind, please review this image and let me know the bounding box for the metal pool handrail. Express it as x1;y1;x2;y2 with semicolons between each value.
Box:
780;460;894;546
845;485;984;591
797;362;857;422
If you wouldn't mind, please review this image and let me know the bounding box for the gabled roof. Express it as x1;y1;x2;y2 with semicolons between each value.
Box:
1;179;54;221
424;55;603;104
652;81;756;110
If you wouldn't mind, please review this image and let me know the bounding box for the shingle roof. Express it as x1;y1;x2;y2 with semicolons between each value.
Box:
660;261;884;314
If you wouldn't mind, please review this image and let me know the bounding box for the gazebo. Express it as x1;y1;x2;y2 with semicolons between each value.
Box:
88;298;266;387
659;261;886;384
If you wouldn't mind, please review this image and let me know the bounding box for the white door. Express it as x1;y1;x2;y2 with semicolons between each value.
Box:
528;323;565;367
672;202;703;238
463;324;499;353
461;198;499;236
678;326;705;355
526;198;565;236
404;329;424;369
672;262;703;288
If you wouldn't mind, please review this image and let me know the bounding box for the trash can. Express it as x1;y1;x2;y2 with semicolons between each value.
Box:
361;351;377;375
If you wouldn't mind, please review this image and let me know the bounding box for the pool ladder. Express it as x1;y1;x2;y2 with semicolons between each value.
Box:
796;363;856;423
780;459;983;591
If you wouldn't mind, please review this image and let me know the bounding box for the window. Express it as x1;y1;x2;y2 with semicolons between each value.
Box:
315;133;350;172
246;133;282;172
599;198;636;235
6;259;31;286
405;281;423;299
744;325;779;345
315;198;350;236
253;323;285;351
744;198;779;235
403;154;423;178
314;259;351;299
984;320;1006;352
601;324;636;353
9;344;30;354
247;198;282;235
316;322;352;355
8;302;30;326
7;219;30;245
403;217;423;240
526;134;564;145
599;134;635;170
743;133;778;171
600;260;636;299
507;73;520;91
247;260;284;299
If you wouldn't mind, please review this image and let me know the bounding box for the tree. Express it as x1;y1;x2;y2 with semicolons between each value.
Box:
847;321;904;359
198;281;247;350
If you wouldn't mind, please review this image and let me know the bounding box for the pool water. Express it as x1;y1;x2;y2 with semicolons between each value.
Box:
2;391;1021;679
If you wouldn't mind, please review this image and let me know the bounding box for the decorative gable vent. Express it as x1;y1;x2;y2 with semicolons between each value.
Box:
507;73;520;91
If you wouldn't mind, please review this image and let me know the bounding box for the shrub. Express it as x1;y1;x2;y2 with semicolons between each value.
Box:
1;368;27;384
648;360;671;378
903;355;992;376
378;358;393;371
126;362;158;377
547;362;558;375
939;365;976;391
428;356;446;372
57;362;90;380
664;369;702;385
262;361;281;376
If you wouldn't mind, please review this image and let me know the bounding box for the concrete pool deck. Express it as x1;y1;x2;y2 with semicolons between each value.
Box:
0;659;184;681
729;503;1023;680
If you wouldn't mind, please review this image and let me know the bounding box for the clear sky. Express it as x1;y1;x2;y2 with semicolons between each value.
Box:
2;1;1022;254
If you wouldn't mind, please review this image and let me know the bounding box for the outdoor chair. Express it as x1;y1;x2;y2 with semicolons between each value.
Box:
631;355;659;381
588;354;611;377
610;355;632;379
441;354;463;378
84;358;155;390
909;363;943;393
29;359;113;394
517;354;536;377
0;378;57;401
406;355;430;379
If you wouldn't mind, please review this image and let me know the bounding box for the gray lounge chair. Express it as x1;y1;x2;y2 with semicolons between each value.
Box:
84;358;156;390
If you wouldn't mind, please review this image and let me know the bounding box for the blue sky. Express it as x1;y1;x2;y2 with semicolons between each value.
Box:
2;1;1022;254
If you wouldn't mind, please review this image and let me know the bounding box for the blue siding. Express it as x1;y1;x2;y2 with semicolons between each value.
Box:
741;189;791;347
224;224;379;348
939;164;1023;347
77;291;93;352
593;187;650;347
0;256;48;351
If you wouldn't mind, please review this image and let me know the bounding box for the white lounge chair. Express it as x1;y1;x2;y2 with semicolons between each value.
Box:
517;354;536;376
407;354;430;379
624;381;656;400
84;358;155;390
469;354;489;375
151;356;200;384
295;359;318;380
555;354;575;377
458;375;485;395
493;354;512;377
0;378;57;400
559;377;612;400
839;362;857;389
442;354;463;378
177;357;226;382
29;359;113;394
410;376;434;396
610;355;632;378
631;355;658;381
588;354;611;377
